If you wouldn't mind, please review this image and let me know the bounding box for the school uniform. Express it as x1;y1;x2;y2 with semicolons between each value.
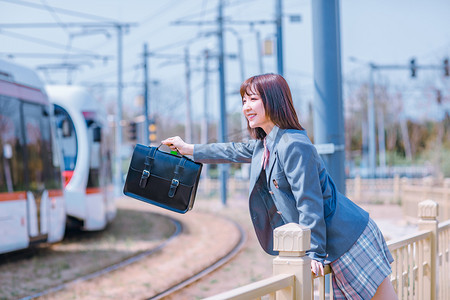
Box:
194;126;393;298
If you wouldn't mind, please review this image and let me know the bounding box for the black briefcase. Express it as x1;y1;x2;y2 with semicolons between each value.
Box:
123;144;203;214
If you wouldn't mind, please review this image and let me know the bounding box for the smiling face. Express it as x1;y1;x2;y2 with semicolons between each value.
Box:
242;87;275;134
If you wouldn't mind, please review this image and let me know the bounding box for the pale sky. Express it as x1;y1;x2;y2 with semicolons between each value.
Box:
1;0;449;122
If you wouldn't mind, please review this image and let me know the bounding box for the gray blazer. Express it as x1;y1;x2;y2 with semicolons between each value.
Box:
194;126;369;263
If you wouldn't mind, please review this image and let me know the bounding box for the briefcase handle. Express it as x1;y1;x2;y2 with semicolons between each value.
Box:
154;143;195;162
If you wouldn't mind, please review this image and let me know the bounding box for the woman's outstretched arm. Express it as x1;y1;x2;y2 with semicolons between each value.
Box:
161;136;193;155
162;136;256;164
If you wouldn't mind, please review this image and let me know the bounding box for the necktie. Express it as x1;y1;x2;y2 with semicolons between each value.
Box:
262;138;270;170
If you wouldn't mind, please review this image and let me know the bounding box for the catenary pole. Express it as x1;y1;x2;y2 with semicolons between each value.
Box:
377;104;387;175
202;49;210;178
218;0;228;205
275;0;284;76
184;47;193;143
115;24;124;195
143;43;150;145
311;0;345;190
368;66;376;177
202;49;210;146
312;0;345;293
255;28;264;74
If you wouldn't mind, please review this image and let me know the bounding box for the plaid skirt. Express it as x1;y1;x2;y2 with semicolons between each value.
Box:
330;218;394;299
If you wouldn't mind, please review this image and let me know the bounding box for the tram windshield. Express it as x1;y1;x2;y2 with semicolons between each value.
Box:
53;105;78;187
0;95;62;193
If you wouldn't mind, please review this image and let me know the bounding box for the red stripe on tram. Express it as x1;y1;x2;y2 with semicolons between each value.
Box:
86;187;102;194
0;191;27;202
48;189;64;197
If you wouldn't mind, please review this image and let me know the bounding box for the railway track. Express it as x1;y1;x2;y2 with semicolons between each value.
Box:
149;218;246;300
21;217;183;300
6;208;245;300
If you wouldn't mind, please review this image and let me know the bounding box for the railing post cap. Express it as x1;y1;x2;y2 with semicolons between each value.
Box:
273;223;311;253
418;199;439;219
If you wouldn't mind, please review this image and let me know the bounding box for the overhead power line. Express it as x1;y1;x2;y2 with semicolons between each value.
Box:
0;0;116;22
0;29;101;55
0;52;112;61
138;0;183;25
0;22;136;28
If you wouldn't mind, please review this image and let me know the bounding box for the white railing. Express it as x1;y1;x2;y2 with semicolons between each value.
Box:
203;200;449;300
312;265;332;300
202;274;294;300
438;220;450;300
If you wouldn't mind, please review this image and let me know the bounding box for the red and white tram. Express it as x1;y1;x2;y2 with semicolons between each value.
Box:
0;59;66;254
47;85;116;231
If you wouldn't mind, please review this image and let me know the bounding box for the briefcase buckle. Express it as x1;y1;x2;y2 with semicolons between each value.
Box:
168;179;180;198
139;170;151;188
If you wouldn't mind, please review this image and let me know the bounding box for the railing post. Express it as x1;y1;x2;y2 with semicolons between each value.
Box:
272;223;312;300
418;200;439;300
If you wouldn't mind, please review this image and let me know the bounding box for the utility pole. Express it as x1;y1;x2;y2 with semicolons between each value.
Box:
202;49;210;178
236;32;248;139
311;1;344;294
377;105;386;175
275;0;284;76
184;47;193;143
368;66;376;177
143;43;150;145
218;0;228;205
225;28;248;139
255;29;264;74
202;49;210;146
115;24;124;194
311;0;345;192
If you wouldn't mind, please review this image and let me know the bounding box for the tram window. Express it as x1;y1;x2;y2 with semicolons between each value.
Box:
0;96;26;193
22;103;62;191
39;107;62;189
93;126;101;142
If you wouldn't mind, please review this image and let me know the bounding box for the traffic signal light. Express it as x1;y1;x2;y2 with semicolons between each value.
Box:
149;120;157;143
410;58;417;78
128;121;137;142
436;90;442;104
263;39;273;56
444;58;449;77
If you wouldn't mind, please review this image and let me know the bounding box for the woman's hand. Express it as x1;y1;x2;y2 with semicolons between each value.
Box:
161;136;194;156
311;260;324;277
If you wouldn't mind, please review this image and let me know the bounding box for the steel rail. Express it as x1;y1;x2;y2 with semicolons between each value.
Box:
21;217;183;300
148;218;247;300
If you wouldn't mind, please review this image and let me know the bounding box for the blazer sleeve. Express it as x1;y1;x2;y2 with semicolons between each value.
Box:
193;140;256;164
279;139;327;263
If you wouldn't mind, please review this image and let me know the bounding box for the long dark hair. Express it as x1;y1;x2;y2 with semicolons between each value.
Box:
240;73;304;140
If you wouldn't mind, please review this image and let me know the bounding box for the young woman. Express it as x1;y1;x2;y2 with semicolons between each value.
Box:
162;73;397;299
